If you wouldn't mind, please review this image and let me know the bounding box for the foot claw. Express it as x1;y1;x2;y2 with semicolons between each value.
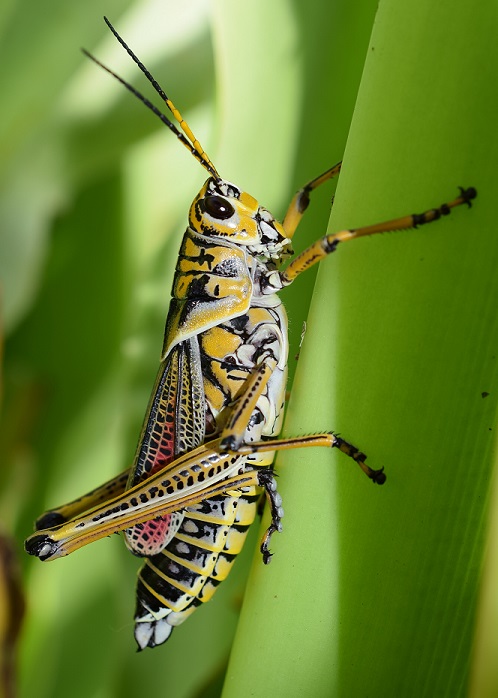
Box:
25;534;58;561
370;468;386;485
459;186;477;207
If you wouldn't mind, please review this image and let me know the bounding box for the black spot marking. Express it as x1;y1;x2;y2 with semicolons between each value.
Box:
297;189;310;214
322;240;340;254
230;315;249;331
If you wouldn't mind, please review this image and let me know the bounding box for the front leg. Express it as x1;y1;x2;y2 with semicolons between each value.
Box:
280;187;477;286
282;162;342;238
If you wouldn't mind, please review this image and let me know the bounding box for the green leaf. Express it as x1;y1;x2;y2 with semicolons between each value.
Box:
224;1;498;697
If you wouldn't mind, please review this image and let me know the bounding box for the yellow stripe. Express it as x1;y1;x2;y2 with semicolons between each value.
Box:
158;549;218;576
174;531;228;553
137;575;179;611
145;558;206;596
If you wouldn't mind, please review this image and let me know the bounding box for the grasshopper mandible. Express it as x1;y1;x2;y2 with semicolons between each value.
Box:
25;17;476;650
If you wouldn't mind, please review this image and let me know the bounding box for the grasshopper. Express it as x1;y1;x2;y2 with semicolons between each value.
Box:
25;17;476;650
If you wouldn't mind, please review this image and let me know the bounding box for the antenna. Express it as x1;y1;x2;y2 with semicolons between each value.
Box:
82;18;220;181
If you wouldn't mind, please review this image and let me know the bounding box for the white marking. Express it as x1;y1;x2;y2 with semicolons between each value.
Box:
40;544;53;558
183;520;199;534
153;619;173;645
260;221;278;242
134;622;154;650
299;321;307;348
259;207;274;222
168;610;191;627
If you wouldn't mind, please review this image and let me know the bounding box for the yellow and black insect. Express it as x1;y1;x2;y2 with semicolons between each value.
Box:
25;17;476;650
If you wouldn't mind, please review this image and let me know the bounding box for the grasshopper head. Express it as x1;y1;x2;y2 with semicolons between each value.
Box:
189;177;293;262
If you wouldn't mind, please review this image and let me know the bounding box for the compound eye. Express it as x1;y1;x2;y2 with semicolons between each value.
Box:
203;195;235;220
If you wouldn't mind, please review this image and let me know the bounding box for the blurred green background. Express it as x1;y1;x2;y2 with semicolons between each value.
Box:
1;1;497;697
